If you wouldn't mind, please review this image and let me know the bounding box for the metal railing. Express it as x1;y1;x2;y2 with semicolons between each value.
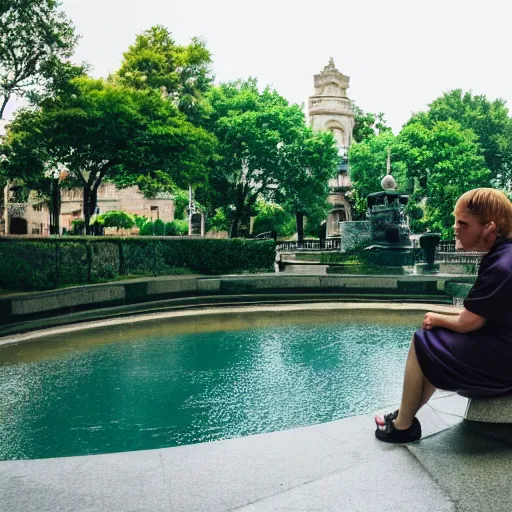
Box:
277;239;341;251
435;240;483;267
436;242;457;253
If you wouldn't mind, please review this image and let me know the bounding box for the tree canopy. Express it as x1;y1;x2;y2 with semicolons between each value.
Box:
277;128;340;241
0;0;78;118
407;90;512;190
352;106;391;143
349;118;491;238
398;120;490;237
348;130;407;217
2;76;215;233
115;25;213;125
203;79;339;238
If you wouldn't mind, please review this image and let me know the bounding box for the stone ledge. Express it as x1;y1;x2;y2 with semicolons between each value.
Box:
0;274;460;329
464;396;512;423
10;285;126;316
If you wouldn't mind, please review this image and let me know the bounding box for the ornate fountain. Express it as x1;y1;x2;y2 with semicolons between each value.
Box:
338;149;440;273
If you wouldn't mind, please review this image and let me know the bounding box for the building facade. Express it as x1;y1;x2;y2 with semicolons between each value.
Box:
1;182;175;235
308;58;355;237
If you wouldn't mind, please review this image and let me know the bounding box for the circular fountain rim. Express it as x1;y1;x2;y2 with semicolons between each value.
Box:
0;302;459;348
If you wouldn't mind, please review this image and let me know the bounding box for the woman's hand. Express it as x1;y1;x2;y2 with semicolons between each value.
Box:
422;312;439;330
421;309;486;333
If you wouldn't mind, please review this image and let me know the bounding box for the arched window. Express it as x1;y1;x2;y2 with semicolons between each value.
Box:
324;121;345;146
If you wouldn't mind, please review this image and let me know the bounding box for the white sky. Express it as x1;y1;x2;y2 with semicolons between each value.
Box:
4;0;512;133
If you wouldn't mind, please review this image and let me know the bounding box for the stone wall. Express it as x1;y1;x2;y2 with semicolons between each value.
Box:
339;221;372;252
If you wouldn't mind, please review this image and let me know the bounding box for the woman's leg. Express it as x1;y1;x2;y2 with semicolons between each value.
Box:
392;335;436;430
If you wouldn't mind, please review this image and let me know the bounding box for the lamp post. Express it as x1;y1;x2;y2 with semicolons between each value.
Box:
45;162;69;235
1;154;8;235
3;179;8;235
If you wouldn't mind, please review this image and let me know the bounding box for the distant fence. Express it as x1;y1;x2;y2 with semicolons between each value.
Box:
435;240;483;269
436;242;457;253
276;239;341;251
277;237;483;271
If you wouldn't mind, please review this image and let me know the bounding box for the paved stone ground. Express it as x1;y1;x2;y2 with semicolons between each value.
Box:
409;422;512;512
2;392;492;512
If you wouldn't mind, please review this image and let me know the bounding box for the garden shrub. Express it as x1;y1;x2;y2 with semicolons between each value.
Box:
101;211;135;229
164;221;177;236
133;215;148;230
59;242;88;285
0;237;276;291
0;241;56;290
164;219;188;236
90;242;120;281
153;219;165;236
139;221;154;236
70;219;85;235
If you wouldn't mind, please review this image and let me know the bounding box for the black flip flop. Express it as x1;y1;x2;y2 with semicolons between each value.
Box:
375;417;422;444
375;409;399;427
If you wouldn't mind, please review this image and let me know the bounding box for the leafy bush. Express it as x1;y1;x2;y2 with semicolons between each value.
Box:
153;218;165;236
206;207;229;233
139;221;154;236
252;201;295;238
164;219;189;236
101;211;135;229
175;219;188;235
70;219;85;234
0;237;276;291
164;221;176;235
133;215;148;229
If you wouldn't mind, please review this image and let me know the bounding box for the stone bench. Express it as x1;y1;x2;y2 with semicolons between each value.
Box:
464;396;512;423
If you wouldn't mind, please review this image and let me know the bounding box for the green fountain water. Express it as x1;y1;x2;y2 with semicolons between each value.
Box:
0;310;421;461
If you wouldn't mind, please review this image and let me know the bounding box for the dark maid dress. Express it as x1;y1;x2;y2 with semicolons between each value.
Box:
414;237;512;397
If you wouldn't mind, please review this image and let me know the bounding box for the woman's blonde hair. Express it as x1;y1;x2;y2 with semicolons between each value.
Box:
454;188;512;237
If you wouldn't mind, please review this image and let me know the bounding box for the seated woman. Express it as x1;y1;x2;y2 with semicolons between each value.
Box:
375;188;512;443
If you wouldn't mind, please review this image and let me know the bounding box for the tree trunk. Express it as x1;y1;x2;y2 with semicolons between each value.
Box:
296;211;305;244
230;183;246;238
49;179;61;235
79;165;111;235
0;94;10;120
83;186;98;235
230;217;239;238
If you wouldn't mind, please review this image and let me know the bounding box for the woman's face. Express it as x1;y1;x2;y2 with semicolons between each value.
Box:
454;211;489;251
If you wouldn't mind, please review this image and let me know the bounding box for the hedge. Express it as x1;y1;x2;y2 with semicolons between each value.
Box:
0;237;276;291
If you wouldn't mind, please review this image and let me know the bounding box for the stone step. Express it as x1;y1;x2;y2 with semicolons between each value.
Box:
464;395;512;423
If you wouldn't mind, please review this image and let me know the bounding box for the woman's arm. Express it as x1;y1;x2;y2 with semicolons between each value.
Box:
422;309;486;334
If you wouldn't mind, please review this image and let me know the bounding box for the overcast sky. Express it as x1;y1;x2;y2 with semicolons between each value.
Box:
5;0;512;133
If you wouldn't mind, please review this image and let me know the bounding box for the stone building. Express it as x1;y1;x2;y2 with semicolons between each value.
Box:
1;182;175;235
308;58;355;237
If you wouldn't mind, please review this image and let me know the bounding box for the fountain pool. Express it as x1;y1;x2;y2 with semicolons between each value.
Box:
0;305;441;461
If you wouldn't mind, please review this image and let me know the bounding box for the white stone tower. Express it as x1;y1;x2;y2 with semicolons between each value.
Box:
308;58;355;237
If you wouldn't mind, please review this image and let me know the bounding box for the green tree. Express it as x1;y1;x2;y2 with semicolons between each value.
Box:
3;76;215;234
115;25;213;125
0;0;78;118
407;90;512;190
0;108;69;233
252;199;295;238
278;129;340;242
348;120;490;237
348;131;407;217
100;210;135;229
205;79;337;239
397;120;491;238
352;106;391;143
